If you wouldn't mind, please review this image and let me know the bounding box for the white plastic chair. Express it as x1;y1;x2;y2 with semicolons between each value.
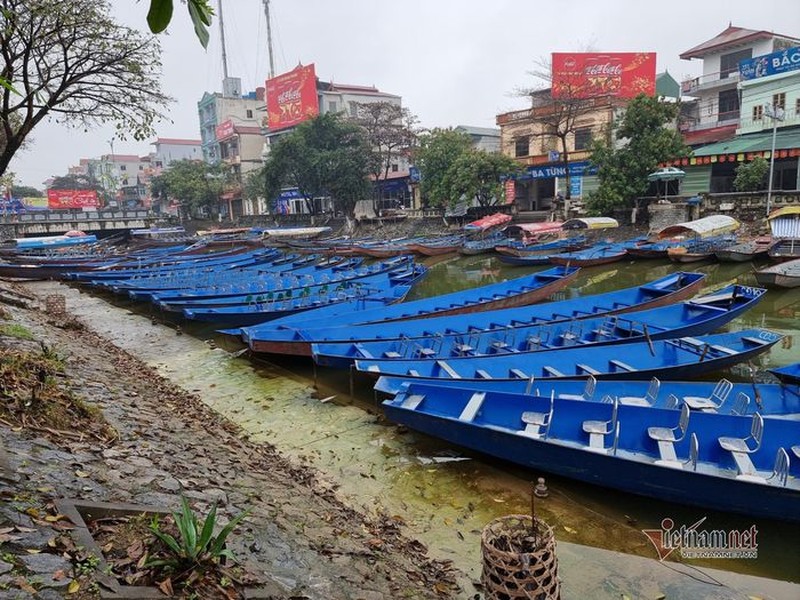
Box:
683;379;733;411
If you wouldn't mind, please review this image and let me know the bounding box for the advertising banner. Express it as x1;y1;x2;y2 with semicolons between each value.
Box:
266;64;320;131
47;189;100;209
215;119;236;140
739;46;800;81
551;52;656;99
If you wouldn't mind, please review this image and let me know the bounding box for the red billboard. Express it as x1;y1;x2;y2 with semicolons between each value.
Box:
266;63;320;131
551;52;656;99
47;189;100;209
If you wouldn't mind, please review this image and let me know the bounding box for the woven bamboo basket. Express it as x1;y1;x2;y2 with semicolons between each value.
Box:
481;514;560;600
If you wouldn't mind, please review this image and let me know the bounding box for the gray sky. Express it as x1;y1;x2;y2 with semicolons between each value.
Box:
9;0;799;188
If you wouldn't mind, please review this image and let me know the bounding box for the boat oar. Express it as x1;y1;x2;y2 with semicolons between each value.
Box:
642;323;655;357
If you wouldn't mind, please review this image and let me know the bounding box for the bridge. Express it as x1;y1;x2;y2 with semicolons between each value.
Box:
0;209;156;240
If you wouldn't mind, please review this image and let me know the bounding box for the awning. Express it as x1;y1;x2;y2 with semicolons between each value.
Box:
502;222;564;236
563;217;619;230
658;215;740;239
691;128;800;157
768;207;800;238
463;212;513;232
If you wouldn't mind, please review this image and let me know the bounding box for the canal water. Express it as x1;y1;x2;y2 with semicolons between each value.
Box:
46;253;800;590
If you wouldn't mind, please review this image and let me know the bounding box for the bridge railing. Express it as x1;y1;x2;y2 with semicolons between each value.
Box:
14;209;151;223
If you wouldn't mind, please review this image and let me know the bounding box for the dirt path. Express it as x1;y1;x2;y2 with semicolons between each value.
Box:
0;281;462;599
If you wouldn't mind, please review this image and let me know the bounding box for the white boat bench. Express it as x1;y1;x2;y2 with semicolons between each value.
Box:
542;365;565;377
609;359;635;372
509;368;529;379
475;369;492;379
576;363;601;376
458;392;486;422
436;360;461;379
400;394;425;410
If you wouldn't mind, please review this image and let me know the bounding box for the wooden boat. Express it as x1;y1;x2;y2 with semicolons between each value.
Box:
459;231;509;255
183;264;427;327
494;236;585;258
768;238;800;262
548;242;631;267
407;235;465;256
660;215;740;263
460;213;514;254
753;258;800;289
241;266;581;355
311;284;765;368
238;271;706;357
767;207;800;262
714;237;775;262
624;239;683;259
382;382;800;522
355;329;783;381
497;252;557;266
374;374;800;416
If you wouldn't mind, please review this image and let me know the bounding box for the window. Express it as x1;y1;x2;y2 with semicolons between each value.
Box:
329;101;338;112
574;127;592;151
773;92;786;110
514;137;530;158
391;164;399;172
246;109;253;118
719;49;752;78
717;89;739;120
796;98;800;116
752;104;763;121
119;165;127;171
139;165;144;170
350;102;358;117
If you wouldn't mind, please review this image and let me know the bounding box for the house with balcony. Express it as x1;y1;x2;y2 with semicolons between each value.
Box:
669;27;800;196
496;90;623;213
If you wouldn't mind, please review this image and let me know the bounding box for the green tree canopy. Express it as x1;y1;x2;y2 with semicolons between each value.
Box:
0;0;172;176
413;128;474;207
247;113;372;218
152;160;229;218
733;156;770;192
10;184;41;197
441;150;521;208
586;94;689;215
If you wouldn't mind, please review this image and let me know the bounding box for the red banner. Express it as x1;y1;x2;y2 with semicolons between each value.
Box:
215;119;235;141
266;64;320;131
551;52;656;99
47;189;100;209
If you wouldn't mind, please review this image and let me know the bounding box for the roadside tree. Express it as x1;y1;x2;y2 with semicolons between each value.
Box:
586;94;688;215
0;0;172;176
413;128;473;208
151;160;229;219
733;156;770;192
441;150;521;208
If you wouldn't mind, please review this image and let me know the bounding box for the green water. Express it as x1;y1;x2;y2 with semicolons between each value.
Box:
42;255;800;587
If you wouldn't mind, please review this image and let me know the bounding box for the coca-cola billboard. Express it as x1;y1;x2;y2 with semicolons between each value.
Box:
265;64;320;131
551;52;656;99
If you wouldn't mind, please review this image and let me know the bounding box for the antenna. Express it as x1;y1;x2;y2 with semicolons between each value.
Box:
217;0;229;80
263;0;275;79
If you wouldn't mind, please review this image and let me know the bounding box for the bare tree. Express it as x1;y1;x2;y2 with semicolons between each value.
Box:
515;56;611;202
0;0;172;176
352;101;418;208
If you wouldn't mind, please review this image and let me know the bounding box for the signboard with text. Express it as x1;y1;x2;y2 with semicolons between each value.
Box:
551;52;656;99
215;119;236;140
47;189;100;209
265;64;320;131
739;46;800;80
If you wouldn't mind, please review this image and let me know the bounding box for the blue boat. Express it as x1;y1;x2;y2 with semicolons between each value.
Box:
355;329;783;381
382;382;800;522
183;263;428;327
241;271;706;357
548;241;633;267
310;284;766;368
374;375;800;417
770;363;800;384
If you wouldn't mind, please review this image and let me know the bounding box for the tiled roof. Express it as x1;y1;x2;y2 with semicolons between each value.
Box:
153;138;202;146
680;25;796;59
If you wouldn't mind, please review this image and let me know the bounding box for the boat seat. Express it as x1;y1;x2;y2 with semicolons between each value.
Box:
509;368;528;379
792;446;800;460
416;346;437;358
459;392;486;422
354;343;374;359
576;363;601;376
382;350;402;359
453;343;474;356
686;301;728;313
684;379;733;411
542;365;565;378
719;413;763;455
609;359;634;372
436;360;461;379
581;397;618;453
709;344;737;356
737;448;791;485
400;394;424;410
619;377;660;407
407;369;420;377
519;393;555;439
558;375;596;402
476;369;492;379
680;337;705;348
741;336;769;346
648;404;690;465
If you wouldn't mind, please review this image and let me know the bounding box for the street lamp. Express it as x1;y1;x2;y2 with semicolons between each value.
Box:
765;103;785;217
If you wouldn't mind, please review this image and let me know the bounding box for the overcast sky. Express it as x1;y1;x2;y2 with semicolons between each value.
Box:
9;0;799;188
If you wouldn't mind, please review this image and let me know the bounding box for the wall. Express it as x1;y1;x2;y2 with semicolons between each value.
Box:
739;70;800;134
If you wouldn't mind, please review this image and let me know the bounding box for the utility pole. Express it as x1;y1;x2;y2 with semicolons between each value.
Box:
765;103;785;217
217;0;229;80
263;0;275;79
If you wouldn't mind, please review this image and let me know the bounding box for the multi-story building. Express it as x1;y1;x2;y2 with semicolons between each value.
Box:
455;125;501;153
147;138;202;214
68;153;150;208
668;26;800;196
